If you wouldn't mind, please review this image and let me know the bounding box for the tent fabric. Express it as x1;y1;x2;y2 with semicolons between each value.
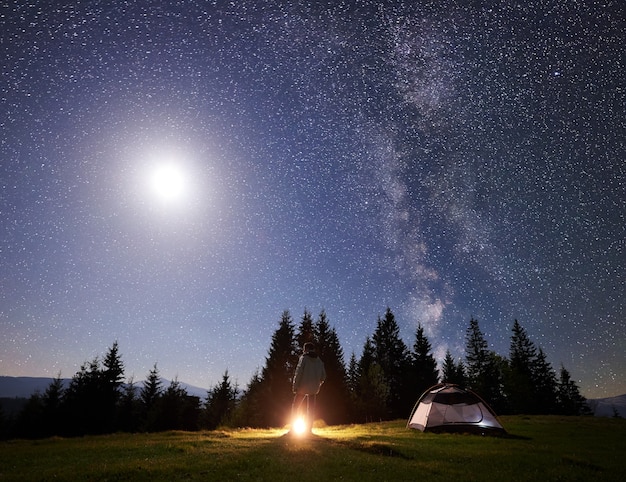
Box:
407;383;506;435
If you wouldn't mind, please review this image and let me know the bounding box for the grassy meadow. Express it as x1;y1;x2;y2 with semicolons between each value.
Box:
1;415;624;481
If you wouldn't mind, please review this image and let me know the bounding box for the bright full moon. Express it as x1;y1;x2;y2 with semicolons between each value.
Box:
150;163;186;202
137;145;207;216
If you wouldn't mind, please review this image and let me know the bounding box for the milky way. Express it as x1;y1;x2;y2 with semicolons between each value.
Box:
1;1;624;398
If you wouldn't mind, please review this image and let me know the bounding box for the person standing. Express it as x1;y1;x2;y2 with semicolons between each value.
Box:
292;342;326;432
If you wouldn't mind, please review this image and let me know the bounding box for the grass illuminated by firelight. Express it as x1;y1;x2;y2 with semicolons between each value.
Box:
1;416;624;481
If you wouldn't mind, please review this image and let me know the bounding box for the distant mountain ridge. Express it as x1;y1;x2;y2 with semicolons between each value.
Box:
586;394;626;418
0;376;209;400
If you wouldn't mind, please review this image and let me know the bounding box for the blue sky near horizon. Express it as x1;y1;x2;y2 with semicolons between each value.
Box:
1;0;624;399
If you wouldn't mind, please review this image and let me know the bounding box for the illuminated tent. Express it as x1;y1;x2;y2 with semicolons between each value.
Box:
407;383;506;435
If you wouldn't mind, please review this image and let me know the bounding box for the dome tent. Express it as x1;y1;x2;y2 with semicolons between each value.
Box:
407;383;506;435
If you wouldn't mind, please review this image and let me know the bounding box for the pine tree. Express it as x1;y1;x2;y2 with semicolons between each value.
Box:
485;351;508;413
296;308;316;351
258;310;298;427
118;377;140;432
140;363;163;431
372;308;411;418
205;371;238;429
510;320;537;373
41;374;65;436
56;343;127;435
464;318;505;410
506;321;558;414
441;350;456;383
159;378;199;431
346;352;360;420
179;392;202;431
231;369;263;427
556;366;589;415
441;350;465;385
314;310;350;424
507;320;538;413
532;347;558;414
63;357;104;435
465;317;489;386
101;341;125;431
141;364;162;408
103;341;125;389
357;337;389;422
359;337;376;377
410;324;439;396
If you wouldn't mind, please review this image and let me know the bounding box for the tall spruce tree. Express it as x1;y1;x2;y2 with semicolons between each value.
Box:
441;350;456;383
464;318;505;410
140;363;163;431
507;320;538;413
441;350;465;385
103;341;124;389
314;310;350;424
296;309;316;351
532;347;558;414
63;357;104;435
410;324;439;396
486;351;508;413
118;377;140;432
159;378;189;431
42;374;65;436
556;366;589;415
506;320;559;414
372;308;411;419
357;337;388;422
510;320;537;372
359;337;376;377
61;342;126;435
231;369;263;427
465;318;489;386
347;352;360;420
205;371;238;429
102;341;125;431
258;310;298;427
141;364;162;408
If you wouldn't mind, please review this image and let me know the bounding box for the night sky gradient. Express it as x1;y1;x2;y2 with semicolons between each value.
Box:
2;0;625;398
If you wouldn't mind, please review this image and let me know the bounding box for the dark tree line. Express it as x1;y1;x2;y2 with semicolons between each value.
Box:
3;342;236;439
1;310;589;439
458;318;590;415
238;309;588;424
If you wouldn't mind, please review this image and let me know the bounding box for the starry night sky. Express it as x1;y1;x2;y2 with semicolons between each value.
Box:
1;1;625;398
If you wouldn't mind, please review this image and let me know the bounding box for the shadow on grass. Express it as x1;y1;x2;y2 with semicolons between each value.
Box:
500;432;532;440
279;430;412;459
341;441;412;459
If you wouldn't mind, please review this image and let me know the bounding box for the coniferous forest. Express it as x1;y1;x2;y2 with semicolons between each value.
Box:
0;308;590;439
